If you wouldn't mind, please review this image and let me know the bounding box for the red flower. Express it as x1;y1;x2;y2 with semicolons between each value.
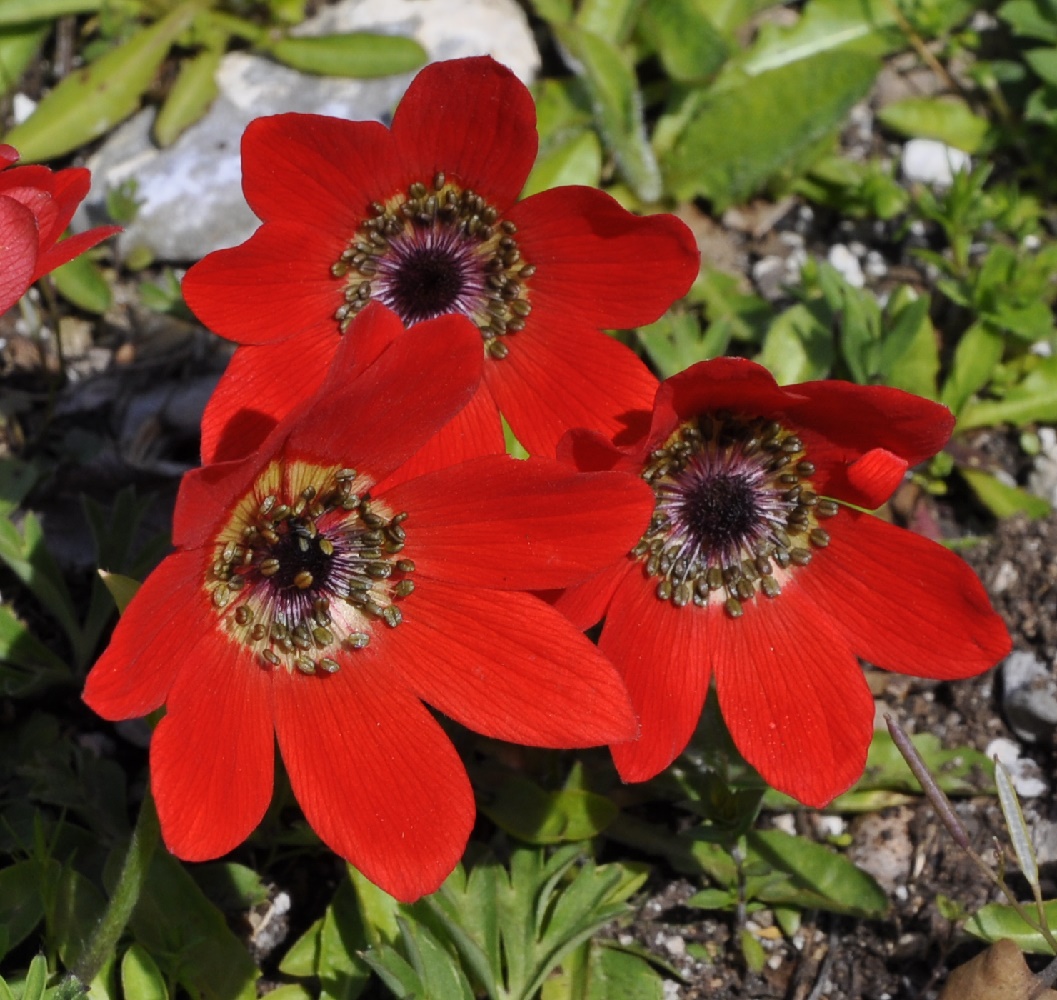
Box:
182;56;699;462
0;144;120;314
83;304;654;901
554;358;1011;807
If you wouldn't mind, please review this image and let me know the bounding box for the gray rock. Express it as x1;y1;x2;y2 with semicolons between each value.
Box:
1029;426;1057;506
987;736;1048;798
1002;651;1057;744
76;0;539;262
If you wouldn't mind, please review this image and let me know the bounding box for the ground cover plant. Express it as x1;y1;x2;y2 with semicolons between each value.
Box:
2;0;1057;997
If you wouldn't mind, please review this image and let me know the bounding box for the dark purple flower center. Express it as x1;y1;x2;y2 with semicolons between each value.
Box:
206;464;416;676
331;176;536;360
633;413;840;617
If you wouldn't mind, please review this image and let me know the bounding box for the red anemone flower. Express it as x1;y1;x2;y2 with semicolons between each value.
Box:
83;303;654;901
182;56;699;462
554;358;1012;807
0;144;120;314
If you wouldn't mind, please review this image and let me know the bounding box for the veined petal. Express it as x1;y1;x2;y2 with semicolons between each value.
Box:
82;551;207;719
376;381;505;491
0;195;38;313
281;308;483;483
390;57;537;209
273;654;474;902
484;308;657;457
509;187;699;327
382;456;654;589
200;334;334;466
548;558;632;632
151;637;274;861
386;584;638;746
239;114;401;227
33;225;120;279
712;583;875;808
182;222;345;345
604;568;713;783
798;510;1011;678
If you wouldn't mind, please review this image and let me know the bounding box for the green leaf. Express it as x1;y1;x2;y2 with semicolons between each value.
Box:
965;898;1057;954
121;944;169;1000
316;877;371;1000
0;603;71;694
999;0;1057;41
0;861;45;953
637;0;728;82
21;954;48;1000
877;96;989;152
0;21;48;98
49;252;113;314
522;128;603;197
638;310;717;379
263;32;427;78
128;850;258;1000
739;0;902;75
664;52;878;208
543;941;666;1000
154;44;223;147
755;302;835;383
3;3;199;161
877;290;939;399
52;866;108;968
744;829;889;918
0;0;100;25
1024;46;1057;85
958;355;1057;428
555;24;662;201
995;761;1039;890
699;0;776;33
939;320;1004;416
98;571;140;616
959;467;1051;519
482;775;619;845
574;0;642;44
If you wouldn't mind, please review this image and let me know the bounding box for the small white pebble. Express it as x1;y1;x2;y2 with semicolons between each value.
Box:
664;935;686;958
827;244;865;287
901;139;971;188
12;93;36;125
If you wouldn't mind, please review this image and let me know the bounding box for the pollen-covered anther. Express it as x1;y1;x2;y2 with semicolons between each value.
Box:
204;463;417;675
331;179;534;359
635;413;840;618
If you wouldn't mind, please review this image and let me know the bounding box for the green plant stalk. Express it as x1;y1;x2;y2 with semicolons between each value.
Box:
68;792;160;987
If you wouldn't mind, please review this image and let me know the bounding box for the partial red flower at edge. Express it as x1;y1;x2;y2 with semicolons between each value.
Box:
83;303;655;902
182;55;700;462
0;144;120;314
553;358;1012;808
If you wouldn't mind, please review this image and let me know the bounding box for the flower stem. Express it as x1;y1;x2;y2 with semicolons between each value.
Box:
70;792;160;988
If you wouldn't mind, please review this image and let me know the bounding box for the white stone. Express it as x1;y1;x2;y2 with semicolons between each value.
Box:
1029;426;1057;505
901;139;971;188
75;0;539;261
827;244;865;287
987;737;1049;798
12;93;35;125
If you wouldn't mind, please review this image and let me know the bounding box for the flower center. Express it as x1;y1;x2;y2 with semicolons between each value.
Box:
633;413;839;617
331;175;534;360
206;461;415;675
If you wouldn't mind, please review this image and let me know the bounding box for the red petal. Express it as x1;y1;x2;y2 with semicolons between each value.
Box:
382;456;654;589
797;510;1011;678
201;335;335;465
82;551;206;720
172;459;255;550
33;225;120;280
376;380;505;491
603;568;713;782
282;308;483;483
711;584;874;807
0;195;38;312
37;166;90;240
0;145;18;168
239;114;401;226
151;635;274;861
510;187;698;327
390;57;537;209
273;653;474;901
484;311;657;456
386;584;638;746
181;222;344;345
548;558;631;632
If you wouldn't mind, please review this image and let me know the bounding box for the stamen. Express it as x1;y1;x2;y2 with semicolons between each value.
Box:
331;180;533;359
634;414;842;618
204;462;417;677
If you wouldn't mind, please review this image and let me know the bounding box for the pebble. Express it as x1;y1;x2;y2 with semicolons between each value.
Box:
901;138;971;188
75;0;539;261
1001;651;1057;744
827;243;865;287
986;737;1049;798
1028;426;1057;505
